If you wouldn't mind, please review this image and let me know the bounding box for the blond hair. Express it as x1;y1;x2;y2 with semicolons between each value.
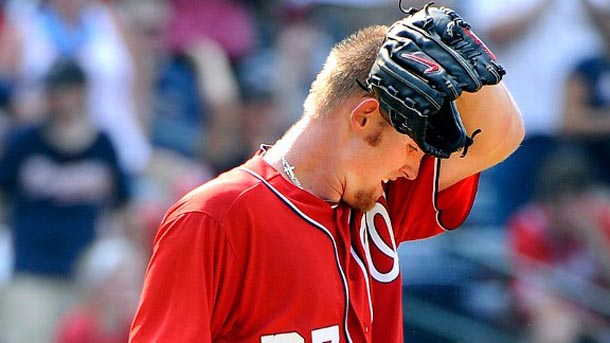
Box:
304;25;388;117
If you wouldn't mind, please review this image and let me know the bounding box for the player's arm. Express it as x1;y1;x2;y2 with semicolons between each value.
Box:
438;83;524;191
361;4;522;193
129;212;240;343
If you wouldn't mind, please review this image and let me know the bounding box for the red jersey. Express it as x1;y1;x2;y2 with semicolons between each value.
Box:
130;149;479;343
509;199;610;299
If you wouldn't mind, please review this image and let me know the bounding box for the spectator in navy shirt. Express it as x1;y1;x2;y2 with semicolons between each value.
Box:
0;59;130;343
562;0;610;185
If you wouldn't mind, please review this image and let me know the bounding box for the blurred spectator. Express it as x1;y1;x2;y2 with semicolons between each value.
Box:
123;0;244;174
165;0;255;61
0;0;13;146
292;0;456;41
460;0;606;225
133;149;213;251
0;60;130;342
509;150;610;343
1;0;151;174
273;6;335;124
562;0;610;185
57;236;146;343
172;40;246;173
239;81;284;154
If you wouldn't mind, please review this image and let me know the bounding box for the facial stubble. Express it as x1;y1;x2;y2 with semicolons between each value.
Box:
347;120;389;212
350;188;380;212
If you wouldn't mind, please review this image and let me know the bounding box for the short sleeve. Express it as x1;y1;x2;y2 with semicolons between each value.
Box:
97;133;131;207
0;129;31;194
385;157;479;242
129;211;241;343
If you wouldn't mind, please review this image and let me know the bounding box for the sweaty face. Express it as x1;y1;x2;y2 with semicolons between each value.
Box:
342;117;425;212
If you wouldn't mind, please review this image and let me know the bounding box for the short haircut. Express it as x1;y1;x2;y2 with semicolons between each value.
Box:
304;25;387;117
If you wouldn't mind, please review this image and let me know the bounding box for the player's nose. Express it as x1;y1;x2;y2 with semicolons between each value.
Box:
400;161;420;180
403;150;425;179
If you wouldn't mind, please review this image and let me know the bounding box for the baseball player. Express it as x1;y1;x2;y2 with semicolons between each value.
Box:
129;4;523;343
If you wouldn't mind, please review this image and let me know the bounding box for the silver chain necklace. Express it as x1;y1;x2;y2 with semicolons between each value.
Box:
281;156;303;189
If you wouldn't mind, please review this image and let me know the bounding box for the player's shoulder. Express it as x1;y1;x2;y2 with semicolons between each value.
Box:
163;166;271;224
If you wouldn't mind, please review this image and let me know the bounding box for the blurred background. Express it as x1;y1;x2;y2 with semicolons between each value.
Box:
0;0;609;342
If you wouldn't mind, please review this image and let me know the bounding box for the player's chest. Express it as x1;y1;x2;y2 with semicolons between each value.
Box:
229;201;402;343
230;212;348;342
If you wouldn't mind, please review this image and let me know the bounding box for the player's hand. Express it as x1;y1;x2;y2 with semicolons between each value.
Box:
396;3;505;93
361;3;506;159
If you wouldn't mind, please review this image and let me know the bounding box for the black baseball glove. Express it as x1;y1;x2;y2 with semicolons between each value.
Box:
360;2;505;158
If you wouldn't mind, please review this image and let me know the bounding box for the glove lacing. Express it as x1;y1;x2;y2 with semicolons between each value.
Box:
460;128;481;158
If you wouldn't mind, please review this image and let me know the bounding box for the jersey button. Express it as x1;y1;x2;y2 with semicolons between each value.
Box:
364;325;369;333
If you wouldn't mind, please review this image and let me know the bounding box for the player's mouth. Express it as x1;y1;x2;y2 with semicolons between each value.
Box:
381;174;404;184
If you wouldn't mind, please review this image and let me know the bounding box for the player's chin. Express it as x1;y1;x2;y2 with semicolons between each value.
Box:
347;187;381;212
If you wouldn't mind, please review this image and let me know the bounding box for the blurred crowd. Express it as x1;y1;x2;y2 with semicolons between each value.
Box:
0;0;609;342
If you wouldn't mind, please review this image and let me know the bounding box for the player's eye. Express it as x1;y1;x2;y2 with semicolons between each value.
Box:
407;144;418;153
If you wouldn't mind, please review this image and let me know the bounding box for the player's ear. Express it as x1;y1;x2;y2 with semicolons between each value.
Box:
349;97;380;131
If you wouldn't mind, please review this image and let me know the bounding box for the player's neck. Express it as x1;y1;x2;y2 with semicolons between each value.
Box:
264;115;346;204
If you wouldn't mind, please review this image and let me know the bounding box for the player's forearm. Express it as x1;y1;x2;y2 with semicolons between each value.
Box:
456;83;524;164
439;83;523;190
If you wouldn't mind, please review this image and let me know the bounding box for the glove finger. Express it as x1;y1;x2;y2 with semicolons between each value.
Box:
390;17;482;92
425;101;470;158
372;42;447;114
389;36;462;101
437;7;506;86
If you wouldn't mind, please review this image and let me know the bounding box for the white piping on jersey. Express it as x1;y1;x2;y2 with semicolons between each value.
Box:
349;246;374;323
346;209;374;321
238;167;354;343
432;157;452;231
